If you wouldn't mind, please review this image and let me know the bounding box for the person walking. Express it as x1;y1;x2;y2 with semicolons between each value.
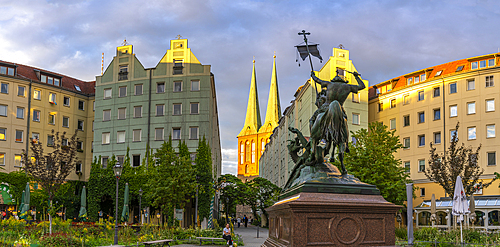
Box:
243;215;248;228
237;217;241;228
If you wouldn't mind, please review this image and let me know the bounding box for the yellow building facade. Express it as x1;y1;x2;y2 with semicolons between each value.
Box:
237;56;281;182
368;53;500;208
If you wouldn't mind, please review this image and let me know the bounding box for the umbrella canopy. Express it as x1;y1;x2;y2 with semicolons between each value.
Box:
430;194;437;224
20;183;30;219
469;194;476;221
452;176;470;222
79;186;87;221
19;190;25;214
121;183;129;222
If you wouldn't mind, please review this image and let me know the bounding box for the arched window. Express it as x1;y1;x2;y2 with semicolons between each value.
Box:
251;140;256;163
240;142;244;164
261;139;265;155
245;165;249;174
245;141;251;162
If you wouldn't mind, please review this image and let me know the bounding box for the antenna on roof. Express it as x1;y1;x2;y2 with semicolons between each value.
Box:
101;53;104;75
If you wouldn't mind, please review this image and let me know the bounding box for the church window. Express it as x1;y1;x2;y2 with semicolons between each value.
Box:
251;141;256;163
245;165;249;174
261;139;265;155
245;141;250;162
240;143;244;164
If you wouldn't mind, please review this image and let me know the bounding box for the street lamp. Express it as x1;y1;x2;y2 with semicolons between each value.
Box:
139;188;143;225
113;162;123;245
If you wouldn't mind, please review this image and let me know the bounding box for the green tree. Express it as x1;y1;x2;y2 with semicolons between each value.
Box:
341;121;411;205
245;177;280;227
195;136;214;222
217;174;246;223
425;123;496;197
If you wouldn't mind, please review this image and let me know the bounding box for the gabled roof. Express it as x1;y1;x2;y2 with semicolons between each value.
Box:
0;60;95;96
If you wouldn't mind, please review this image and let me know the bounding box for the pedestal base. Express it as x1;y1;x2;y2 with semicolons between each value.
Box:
263;191;400;246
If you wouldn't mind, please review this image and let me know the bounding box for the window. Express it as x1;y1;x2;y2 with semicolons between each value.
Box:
0;83;8;94
104;88;112;99
190;103;199;114
103;110;111;121
450;83;457;94
352;113;360;125
471;61;478;69
487;124;495;138
77;120;84;131
434;132;441;144
418;135;425;147
418;112;425;123
119;86;127;97
17;86;25;97
75;85;81;92
467;79;475;90
419;160;425;172
118;108;126;119
418;91;424;101
92;121;94;131
62;117;69;127
33;90;41;100
0;105;6;117
378;102;383;112
117;156;125;166
421;73;426;81
41;75;60;86
0;153;4;166
468;127;476;140
420;188;426;197
173;59;183;75
390;99;396;108
488;152;496;166
31;133;39;143
0;66;14;76
483;99;495;113
48;113;55;125
47;135;54;146
435;70;443;76
155;128;164;141
102;132;110;144
404;161;410;173
156;105;164;116
450;129;457;142
0;128;5;140
390;118;396;130
450;105;457;117
172;128;181;140
407;77;413;85
174;81;182;92
16;107;24;119
49;93;56;104
15;130;23;142
133;129;141;142
76;163;82;172
119;65;128;81
78;100;84;111
352;93;359;103
414;76;420;83
191;80;200;91
189;127;199;140
403;137;410;149
434;108;441;120
486;76;494;87
134;106;142;118
133;155;141;167
403;115;410;127
102;157;108;168
117;131;125;143
76;141;83;151
61;98;70;108
14;155;22;167
467;102;476;114
456;65;464;72
173;104;182;115
93;101;95;111
33;110;40;121
157;82;165;93
480;60;487;68
433;87;440;97
135;84;143;95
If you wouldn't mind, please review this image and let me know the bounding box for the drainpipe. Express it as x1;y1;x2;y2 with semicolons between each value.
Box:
25;79;33;171
442;78;445;153
146;69;153;169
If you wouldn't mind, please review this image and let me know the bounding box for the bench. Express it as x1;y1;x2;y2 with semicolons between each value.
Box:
142;239;174;247
196;237;226;245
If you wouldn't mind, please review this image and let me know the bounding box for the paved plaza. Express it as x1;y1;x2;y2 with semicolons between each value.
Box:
175;224;268;247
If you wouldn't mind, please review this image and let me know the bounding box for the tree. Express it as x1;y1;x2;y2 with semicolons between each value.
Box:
145;138;195;225
195;136;214;222
245;177;280;227
22;130;80;233
341;121;411;205
425;123;496;198
217;174;246;223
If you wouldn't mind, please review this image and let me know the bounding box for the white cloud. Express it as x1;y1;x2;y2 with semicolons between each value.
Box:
222;149;237;175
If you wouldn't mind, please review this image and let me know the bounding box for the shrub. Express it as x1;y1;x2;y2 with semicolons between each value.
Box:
414;227;440;241
395;227;407;240
39;233;80;247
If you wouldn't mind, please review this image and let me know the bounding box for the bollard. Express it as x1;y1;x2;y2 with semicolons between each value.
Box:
257;225;259;238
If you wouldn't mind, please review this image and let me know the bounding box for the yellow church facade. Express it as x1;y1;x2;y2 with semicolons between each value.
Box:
237;56;281;182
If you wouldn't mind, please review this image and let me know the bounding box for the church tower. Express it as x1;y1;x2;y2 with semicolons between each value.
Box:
237;55;281;182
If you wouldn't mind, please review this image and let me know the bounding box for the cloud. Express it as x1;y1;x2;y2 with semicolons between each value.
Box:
222;149;238;175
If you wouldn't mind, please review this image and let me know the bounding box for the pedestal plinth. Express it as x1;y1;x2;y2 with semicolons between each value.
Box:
263;184;400;246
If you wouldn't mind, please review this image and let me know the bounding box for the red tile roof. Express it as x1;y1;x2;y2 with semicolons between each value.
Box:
0;60;95;96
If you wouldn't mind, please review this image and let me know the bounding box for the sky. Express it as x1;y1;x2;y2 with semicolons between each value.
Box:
2;0;500;175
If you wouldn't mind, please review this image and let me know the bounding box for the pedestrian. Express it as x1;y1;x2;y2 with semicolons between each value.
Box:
237;217;241;228
223;223;233;247
243;215;248;228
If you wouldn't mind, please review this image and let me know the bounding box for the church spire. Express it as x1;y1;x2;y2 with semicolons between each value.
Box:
260;53;281;133
238;59;262;137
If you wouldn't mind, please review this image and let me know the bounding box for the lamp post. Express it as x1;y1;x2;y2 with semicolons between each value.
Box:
113;162;123;245
139;188;143;225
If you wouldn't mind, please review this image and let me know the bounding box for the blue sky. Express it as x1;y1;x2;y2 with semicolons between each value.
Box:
2;0;500;175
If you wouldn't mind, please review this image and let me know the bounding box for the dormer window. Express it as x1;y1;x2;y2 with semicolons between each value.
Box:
472;58;495;70
0;66;15;76
119;65;128;81
74;85;81;91
40;74;61;86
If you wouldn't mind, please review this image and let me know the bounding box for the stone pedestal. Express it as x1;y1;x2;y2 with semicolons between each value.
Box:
263;183;400;246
